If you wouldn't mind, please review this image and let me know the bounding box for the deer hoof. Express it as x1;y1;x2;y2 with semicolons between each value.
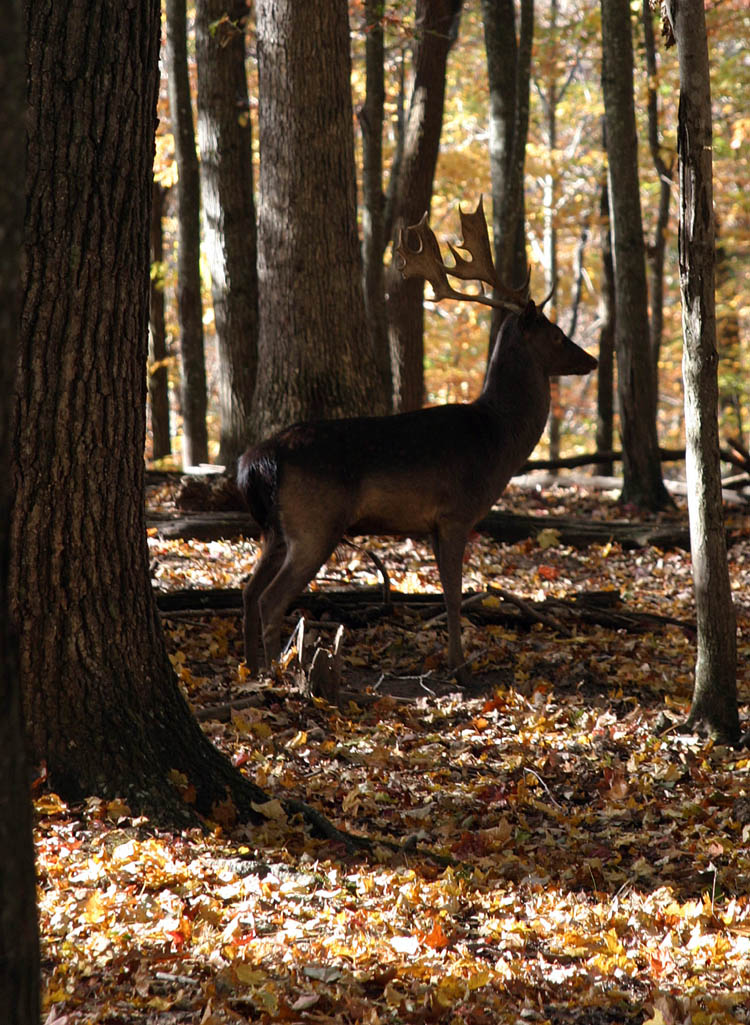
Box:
452;663;473;688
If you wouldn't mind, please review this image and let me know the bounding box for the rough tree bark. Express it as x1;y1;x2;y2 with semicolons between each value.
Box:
358;0;393;412
251;0;384;439
538;0;563;464
196;0;259;465
482;0;533;359
13;0;271;821
1;1;40;1018
481;0;532;323
716;229;743;442
166;0;209;467
384;0;462;412
665;0;739;742
600;0;672;511
642;0;673;384
595;172;616;478
149;181;172;461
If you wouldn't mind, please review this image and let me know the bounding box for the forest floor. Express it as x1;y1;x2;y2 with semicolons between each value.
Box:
37;478;750;1025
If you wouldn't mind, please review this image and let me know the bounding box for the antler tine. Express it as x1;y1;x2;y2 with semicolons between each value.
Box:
449;197;531;307
395;213;456;302
539;277;556;309
396;207;524;313
446;197;499;288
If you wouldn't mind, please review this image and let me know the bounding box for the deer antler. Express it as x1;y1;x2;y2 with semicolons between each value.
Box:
395;197;530;313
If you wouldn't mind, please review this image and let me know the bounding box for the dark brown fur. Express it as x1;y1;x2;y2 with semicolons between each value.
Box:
237;302;596;685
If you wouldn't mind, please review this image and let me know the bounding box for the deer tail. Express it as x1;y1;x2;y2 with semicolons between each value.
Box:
236;445;278;532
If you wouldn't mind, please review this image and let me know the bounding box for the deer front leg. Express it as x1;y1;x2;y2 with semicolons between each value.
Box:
432;526;471;687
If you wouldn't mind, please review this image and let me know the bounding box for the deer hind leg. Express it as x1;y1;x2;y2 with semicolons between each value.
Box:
432;525;471;686
258;530;341;669
243;527;287;671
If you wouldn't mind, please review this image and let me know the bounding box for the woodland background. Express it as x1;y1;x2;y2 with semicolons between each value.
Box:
4;1;750;1024
149;0;749;466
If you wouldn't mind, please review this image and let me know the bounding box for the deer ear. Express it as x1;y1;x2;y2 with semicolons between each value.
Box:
520;299;537;329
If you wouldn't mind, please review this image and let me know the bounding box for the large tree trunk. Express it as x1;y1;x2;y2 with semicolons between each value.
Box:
166;0;209;467
667;0;739;742
148;181;172;461
196;0;259;466
481;0;533;348
385;0;462;412
1;1;39;1018
601;0;672;511
14;0;269;821
251;0;384;439
358;0;392;413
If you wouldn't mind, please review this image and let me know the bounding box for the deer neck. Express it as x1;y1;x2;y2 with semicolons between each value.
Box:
475;316;551;463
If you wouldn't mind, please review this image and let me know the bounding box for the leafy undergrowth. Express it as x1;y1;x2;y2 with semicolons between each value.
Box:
37;483;750;1024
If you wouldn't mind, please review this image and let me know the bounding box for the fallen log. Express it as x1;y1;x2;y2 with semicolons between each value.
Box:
477;509;691;550
149;511;255;540
156;585;694;637
147;507;692;550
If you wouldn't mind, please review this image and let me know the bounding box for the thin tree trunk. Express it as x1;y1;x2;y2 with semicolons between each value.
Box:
595;173;615;477
166;0;209;467
716;228;743;443
482;0;532;347
1;0;39;1017
506;0;533;285
196;0;259;466
384;44;407;242
385;0;462;412
542;0;559;465
15;0;269;822
667;0;739;742
642;0;673;384
483;0;517;271
601;0;672;510
359;0;392;412
149;181;172;460
567;221;589;340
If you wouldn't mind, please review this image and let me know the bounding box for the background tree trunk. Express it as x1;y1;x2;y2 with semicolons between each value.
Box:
595;173;615;477
196;0;259;466
359;0;393;413
166;0;209;467
385;0;462;412
1;0;39;1017
14;0;268;821
667;0;739;742
600;0;672;510
642;0;673;385
149;180;172;460
482;0;532;347
251;0;384;439
716;229;743;442
539;0;560;465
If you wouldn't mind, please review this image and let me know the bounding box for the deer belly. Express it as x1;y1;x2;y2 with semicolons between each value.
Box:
347;478;444;536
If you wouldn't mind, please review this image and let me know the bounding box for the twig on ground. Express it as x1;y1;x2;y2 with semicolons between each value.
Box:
343;539;392;605
488;585;572;637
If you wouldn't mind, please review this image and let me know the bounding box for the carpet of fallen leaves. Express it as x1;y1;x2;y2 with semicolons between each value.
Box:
37;482;750;1025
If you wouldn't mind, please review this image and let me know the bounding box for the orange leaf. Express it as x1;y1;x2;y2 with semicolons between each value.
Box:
537;564;559;580
423;918;450;950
